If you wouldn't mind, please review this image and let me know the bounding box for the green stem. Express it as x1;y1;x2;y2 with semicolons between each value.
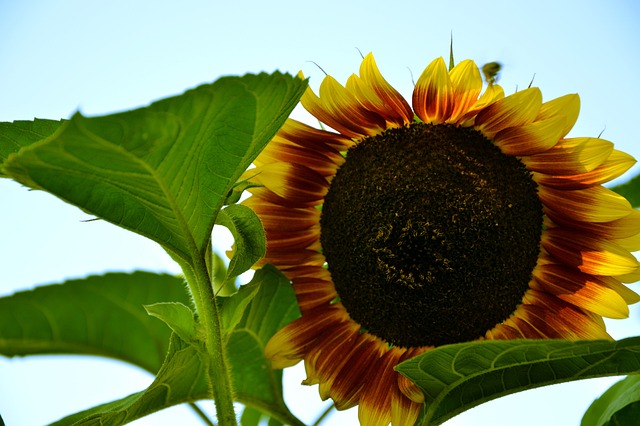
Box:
312;403;335;426
177;249;237;426
188;403;216;426
194;254;238;426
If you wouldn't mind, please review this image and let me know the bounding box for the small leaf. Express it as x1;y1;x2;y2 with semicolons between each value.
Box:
219;279;261;333
0;271;191;373
241;406;263;426
234;264;300;344
212;251;237;296
228;264;302;425
51;265;303;426
582;375;640;426
4;73;306;262
51;333;209;425
0;118;63;176
396;337;640;426
144;302;196;344
611;174;640;209
216;203;266;281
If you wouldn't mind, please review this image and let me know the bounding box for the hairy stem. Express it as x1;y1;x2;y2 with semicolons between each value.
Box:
196;253;237;426
179;248;237;426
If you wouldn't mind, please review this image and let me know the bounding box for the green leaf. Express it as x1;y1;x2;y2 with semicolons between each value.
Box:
582;375;640;426
228;264;302;425
219;278;261;333
144;302;196;344
51;265;302;426
240;406;263;426
212;251;238;296
396;338;640;426
0;118;63;176
611;174;640;209
0;271;191;373
3;73;306;262
51;333;209;426
216;203;266;281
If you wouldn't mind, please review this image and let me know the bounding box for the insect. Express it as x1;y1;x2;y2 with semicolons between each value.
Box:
481;62;502;85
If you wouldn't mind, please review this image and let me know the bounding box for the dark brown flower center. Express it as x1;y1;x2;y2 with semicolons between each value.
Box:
320;123;543;347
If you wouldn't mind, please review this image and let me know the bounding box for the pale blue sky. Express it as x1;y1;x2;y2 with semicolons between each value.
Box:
1;1;640;425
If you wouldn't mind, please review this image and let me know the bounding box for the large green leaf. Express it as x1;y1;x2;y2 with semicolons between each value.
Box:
51;265;302;425
0;118;63;176
0;271;191;373
396;338;640;426
3;73;306;262
582;375;640;426
611;174;640;209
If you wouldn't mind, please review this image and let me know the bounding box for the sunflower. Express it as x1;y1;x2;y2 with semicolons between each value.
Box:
243;53;640;425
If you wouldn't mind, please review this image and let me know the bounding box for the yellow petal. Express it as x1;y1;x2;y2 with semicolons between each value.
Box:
536;94;580;137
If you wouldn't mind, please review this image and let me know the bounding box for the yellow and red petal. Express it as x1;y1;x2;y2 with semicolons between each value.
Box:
278;119;354;151
521;137;613;175
265;304;349;369
413;57;453;124
493;115;566;156
522;290;611;340
532;149;636;190
447;59;483;124
544;208;640;240
474;87;542;138
248;163;329;206
358;53;414;127
301;76;385;138
358;347;406;426
292;276;338;312
533;264;630;318
539;185;633;223
311;331;385;410
542;228;640;276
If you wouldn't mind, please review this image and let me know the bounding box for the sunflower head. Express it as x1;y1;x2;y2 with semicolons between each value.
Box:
243;53;640;425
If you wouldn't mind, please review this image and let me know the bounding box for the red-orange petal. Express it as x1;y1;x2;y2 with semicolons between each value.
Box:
311;331;385;410
292;276;338;312
358;347;406;426
265;304;348;368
